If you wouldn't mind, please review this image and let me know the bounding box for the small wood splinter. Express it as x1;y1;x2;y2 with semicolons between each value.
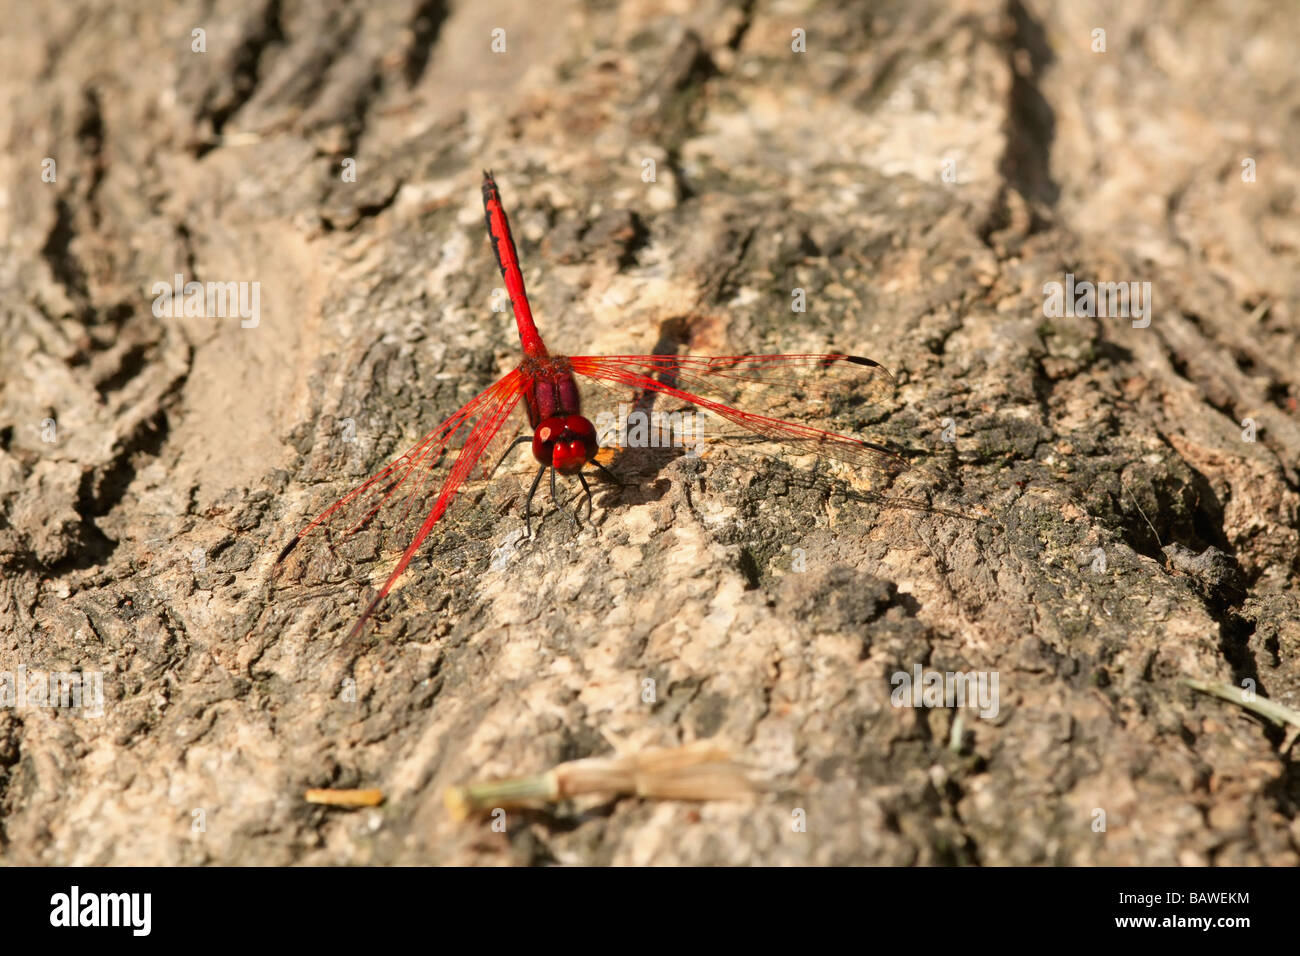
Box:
444;741;755;820
305;787;385;808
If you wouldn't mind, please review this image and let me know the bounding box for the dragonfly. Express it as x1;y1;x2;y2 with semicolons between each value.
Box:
278;171;910;640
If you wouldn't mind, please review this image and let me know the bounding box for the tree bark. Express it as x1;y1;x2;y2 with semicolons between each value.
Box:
1;0;1297;864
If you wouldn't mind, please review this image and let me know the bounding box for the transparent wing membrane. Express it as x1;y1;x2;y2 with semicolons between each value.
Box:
289;371;524;551
277;370;528;635
570;353;907;482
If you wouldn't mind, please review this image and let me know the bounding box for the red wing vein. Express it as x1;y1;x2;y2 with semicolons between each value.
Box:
571;355;906;475
294;369;526;548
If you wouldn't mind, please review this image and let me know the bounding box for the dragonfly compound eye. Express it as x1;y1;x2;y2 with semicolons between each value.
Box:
533;416;598;474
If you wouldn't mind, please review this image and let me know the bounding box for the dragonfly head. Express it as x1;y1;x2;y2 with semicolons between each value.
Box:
533;415;598;475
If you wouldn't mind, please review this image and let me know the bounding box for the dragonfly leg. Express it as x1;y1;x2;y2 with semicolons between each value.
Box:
577;471;594;523
523;463;546;539
489;435;532;480
591;459;622;487
551;465;582;530
550;466;582;530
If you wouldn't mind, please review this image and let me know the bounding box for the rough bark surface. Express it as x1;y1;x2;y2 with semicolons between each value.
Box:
1;0;1298;865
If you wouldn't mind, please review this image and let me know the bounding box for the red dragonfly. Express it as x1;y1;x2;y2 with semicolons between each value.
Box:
279;172;908;639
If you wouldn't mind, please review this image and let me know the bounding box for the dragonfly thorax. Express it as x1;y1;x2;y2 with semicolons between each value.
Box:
533;415;598;474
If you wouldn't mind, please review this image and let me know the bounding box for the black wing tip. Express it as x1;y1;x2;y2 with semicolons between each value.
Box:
346;591;388;642
275;534;303;565
482;169;497;189
857;437;909;470
844;354;882;369
844;354;897;381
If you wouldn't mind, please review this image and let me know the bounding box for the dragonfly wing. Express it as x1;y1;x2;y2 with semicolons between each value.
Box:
569;354;907;479
279;368;527;638
348;379;525;639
